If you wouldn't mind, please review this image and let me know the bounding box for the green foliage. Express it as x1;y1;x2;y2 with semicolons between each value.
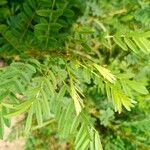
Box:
0;0;85;52
0;0;150;149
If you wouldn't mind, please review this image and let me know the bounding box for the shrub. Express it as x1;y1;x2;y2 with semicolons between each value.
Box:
0;0;150;149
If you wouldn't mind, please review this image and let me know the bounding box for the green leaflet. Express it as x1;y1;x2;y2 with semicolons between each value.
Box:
35;99;43;126
0;90;8;102
36;9;62;18
127;80;149;95
41;89;51;118
76;131;88;150
2;108;11;128
124;37;138;53
95;131;103;150
132;37;148;54
120;80;133;99
70;79;84;115
0;112;4;139
140;38;150;53
90;128;95;150
77;27;95;34
11;63;36;73
48;70;57;89
111;84;136;113
75;124;85;146
35;23;62;31
24;106;34;135
90;129;103;150
111;87;122;113
105;83;111;101
93;63;116;83
12;100;34;110
63;9;75;18
36;9;51;17
61;103;73;138
110;32;150;54
56;85;66;101
113;35;128;51
34;23;48;31
80;139;90;150
44;78;55;97
4;101;32;118
23;3;33;16
57;108;66;135
70;115;80;134
101;37;112;49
